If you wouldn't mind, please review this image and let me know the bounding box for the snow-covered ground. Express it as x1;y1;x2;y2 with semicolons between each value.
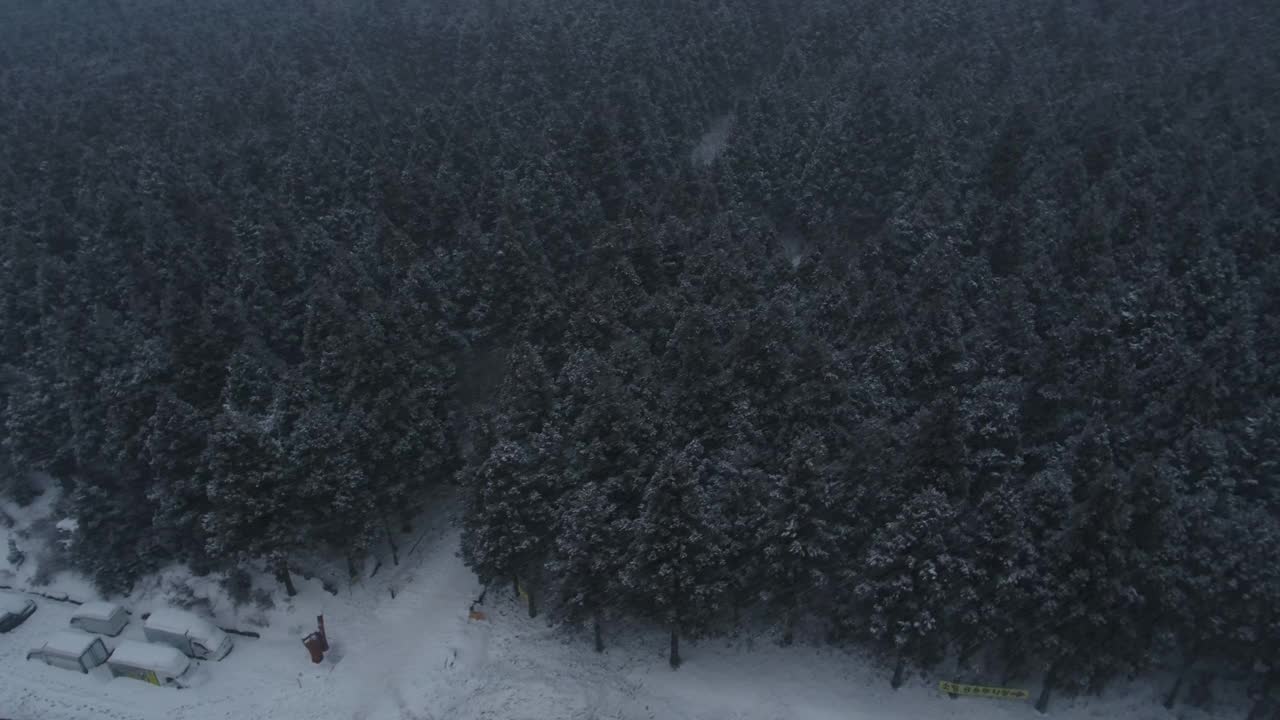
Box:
0;488;1242;720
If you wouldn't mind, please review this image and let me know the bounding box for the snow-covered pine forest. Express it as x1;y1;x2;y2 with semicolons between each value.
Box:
1;0;1277;715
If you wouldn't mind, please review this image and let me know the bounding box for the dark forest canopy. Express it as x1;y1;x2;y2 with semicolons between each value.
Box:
1;0;1278;708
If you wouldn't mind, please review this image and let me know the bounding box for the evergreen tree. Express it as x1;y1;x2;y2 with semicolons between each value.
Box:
623;440;730;668
851;487;958;688
462;436;561;617
757;432;842;645
548;480;629;652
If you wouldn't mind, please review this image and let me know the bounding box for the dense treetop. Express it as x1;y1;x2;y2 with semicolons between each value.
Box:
2;0;1277;707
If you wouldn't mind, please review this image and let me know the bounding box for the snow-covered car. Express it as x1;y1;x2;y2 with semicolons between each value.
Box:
27;630;110;673
0;592;37;632
143;608;232;660
106;640;195;687
70;601;130;636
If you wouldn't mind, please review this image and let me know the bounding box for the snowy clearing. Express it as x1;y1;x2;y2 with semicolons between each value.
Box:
0;492;1242;720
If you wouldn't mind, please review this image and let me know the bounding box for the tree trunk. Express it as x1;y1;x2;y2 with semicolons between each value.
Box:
1036;662;1060;714
1246;669;1276;720
1000;636;1023;686
593;610;605;653
512;575;520;597
953;641;980;699
527;584;538;618
1165;646;1199;710
669;574;682;669
347;555;359;580
1165;673;1187;711
384;516;400;566
669;625;682;669
891;656;906;689
278;558;298;597
782;608;796;646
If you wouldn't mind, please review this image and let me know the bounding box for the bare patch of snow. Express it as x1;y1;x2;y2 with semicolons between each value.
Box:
691;113;734;167
780;225;807;268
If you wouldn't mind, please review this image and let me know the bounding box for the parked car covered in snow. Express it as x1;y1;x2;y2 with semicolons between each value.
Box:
143;608;232;660
27;630;110;673
70;601;129;636
107;640;194;687
0;592;36;632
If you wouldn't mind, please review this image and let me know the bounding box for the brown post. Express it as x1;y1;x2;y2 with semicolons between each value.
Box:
278;557;298;597
669;625;681;669
317;615;329;651
303;633;325;663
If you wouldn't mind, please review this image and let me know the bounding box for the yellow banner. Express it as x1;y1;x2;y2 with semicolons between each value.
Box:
940;681;1029;700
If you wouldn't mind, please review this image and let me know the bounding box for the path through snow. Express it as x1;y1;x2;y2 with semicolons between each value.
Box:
1;493;1242;720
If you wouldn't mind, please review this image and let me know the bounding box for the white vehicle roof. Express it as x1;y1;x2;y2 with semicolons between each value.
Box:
73;601;123;622
0;592;33;614
38;630;100;657
109;641;190;676
145;608;226;645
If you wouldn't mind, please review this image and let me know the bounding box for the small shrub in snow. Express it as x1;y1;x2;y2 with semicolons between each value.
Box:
165;577;213;613
6;539;24;569
30;549;70;587
252;587;275;611
222;568;254;607
30;562;53;586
